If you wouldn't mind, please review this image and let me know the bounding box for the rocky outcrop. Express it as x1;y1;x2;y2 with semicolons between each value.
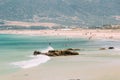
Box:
99;47;115;50
99;48;106;50
33;51;42;55
108;47;114;49
66;48;80;51
47;50;79;56
33;48;79;57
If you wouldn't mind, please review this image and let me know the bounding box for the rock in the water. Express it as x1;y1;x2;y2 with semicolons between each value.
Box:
47;50;79;56
99;48;106;50
46;50;60;56
62;50;79;56
66;48;80;51
33;51;41;55
108;47;114;49
33;48;79;56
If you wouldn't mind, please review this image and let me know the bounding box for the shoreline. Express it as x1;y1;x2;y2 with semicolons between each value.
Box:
0;29;120;40
0;56;120;80
0;29;120;80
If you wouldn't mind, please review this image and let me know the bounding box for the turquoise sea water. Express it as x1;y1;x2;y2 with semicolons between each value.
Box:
0;34;120;75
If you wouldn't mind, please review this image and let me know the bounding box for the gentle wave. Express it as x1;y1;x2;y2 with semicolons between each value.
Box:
40;46;54;53
114;47;120;51
11;46;54;69
11;55;50;69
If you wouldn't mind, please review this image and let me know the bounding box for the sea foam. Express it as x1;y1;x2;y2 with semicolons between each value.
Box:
11;55;50;69
114;47;120;51
41;46;54;53
11;46;54;69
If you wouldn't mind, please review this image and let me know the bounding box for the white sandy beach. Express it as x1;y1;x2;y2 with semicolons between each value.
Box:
0;29;120;40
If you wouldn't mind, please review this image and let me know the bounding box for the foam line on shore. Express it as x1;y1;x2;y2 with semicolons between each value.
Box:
11;55;50;69
11;46;54;69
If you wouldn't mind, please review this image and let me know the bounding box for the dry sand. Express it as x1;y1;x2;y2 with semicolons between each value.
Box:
0;29;120;40
4;21;58;28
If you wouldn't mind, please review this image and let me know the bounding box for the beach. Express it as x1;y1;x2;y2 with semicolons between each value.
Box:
0;29;120;80
0;0;120;79
0;29;120;40
1;55;120;80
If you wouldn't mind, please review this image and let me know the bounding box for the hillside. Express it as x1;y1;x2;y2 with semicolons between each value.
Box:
0;0;120;27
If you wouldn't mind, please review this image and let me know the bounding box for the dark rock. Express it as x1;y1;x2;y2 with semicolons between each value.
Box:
66;48;80;51
61;50;79;56
46;50;60;56
49;50;59;53
47;50;79;56
33;48;79;56
99;48;106;50
108;47;114;49
33;51;41;55
67;48;75;50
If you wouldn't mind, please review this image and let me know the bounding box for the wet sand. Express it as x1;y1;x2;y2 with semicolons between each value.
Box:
0;56;120;80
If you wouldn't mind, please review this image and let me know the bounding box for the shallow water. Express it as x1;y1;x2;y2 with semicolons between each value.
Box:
0;34;120;75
